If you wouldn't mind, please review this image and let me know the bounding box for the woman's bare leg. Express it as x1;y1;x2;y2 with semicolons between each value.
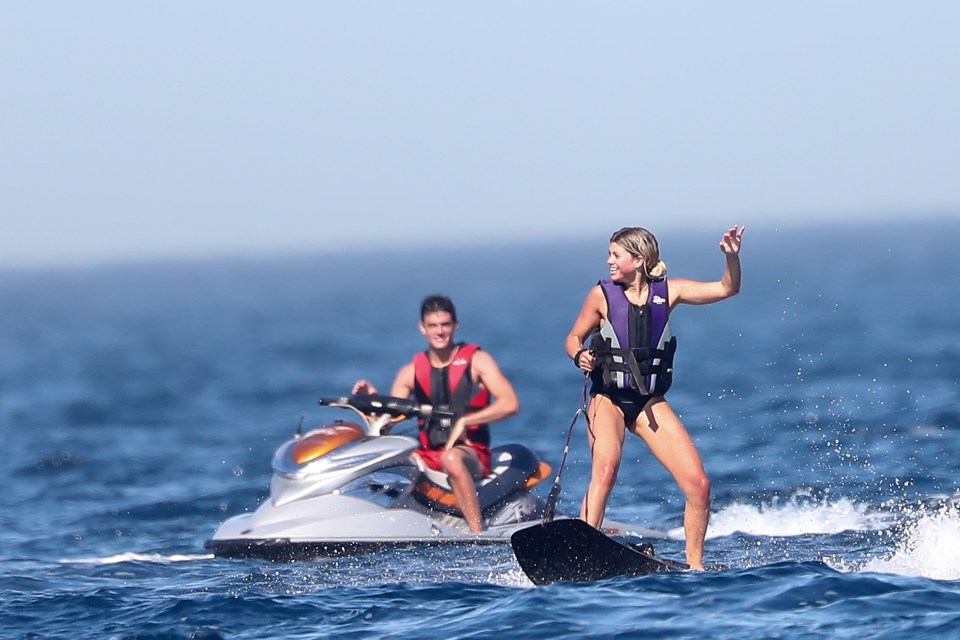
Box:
630;398;710;569
580;395;626;529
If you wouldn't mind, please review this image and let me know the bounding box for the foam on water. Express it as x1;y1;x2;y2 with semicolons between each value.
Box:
488;567;534;588
60;552;214;565
674;495;893;540
859;506;960;580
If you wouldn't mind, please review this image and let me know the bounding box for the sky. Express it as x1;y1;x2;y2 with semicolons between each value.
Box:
3;2;959;268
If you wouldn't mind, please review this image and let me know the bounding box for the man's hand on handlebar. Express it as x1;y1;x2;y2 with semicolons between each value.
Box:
352;379;378;395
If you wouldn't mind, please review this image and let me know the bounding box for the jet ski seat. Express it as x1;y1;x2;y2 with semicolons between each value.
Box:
412;443;546;514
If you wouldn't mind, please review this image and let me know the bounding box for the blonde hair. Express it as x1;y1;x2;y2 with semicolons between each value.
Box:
610;226;668;280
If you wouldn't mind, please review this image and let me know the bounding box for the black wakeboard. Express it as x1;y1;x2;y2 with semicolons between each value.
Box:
511;518;688;585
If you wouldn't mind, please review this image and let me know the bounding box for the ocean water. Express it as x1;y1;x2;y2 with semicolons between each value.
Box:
2;220;959;639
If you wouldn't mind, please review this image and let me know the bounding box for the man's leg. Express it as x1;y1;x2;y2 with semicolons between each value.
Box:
441;446;485;533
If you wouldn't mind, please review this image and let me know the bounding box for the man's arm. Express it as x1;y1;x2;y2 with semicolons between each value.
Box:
444;351;519;448
388;362;416;398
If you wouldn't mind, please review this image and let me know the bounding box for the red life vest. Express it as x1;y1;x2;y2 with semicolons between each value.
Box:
412;343;491;450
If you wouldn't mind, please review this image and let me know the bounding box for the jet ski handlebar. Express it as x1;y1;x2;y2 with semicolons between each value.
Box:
318;394;456;420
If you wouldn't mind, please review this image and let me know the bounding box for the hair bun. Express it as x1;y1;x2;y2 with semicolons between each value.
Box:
647;260;668;280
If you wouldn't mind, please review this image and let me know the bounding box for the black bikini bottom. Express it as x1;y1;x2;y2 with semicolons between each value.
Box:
590;386;656;426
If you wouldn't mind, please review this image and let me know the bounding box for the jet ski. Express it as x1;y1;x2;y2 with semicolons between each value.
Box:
205;394;553;561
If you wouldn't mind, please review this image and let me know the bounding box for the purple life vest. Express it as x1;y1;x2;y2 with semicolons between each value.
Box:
589;279;677;395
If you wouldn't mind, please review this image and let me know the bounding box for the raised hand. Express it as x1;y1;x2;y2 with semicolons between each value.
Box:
719;225;746;255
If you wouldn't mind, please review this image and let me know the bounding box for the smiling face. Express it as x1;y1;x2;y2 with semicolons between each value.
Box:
419;310;458;351
607;241;643;283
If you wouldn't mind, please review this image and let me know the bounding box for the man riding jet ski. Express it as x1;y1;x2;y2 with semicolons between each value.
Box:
351;294;522;534
204;393;552;560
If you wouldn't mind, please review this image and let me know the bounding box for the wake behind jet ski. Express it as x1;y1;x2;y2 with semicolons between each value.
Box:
204;394;553;561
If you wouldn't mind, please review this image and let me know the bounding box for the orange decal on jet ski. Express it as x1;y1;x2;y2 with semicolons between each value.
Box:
291;422;365;464
414;480;459;508
523;461;553;489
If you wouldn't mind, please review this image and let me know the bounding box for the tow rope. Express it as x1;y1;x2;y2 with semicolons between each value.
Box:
540;373;590;524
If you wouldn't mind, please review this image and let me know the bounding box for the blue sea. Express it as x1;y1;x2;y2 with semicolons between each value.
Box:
2;220;959;639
